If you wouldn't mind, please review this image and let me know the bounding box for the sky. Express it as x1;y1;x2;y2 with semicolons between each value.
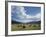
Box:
11;6;41;23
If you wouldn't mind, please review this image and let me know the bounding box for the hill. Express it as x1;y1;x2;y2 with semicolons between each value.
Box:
12;20;41;24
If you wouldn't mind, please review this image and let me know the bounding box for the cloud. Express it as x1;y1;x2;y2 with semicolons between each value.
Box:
17;6;41;19
12;6;41;23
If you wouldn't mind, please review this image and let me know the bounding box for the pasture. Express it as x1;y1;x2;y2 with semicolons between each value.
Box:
11;24;41;31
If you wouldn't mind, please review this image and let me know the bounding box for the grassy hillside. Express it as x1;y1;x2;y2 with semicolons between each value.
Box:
11;23;41;31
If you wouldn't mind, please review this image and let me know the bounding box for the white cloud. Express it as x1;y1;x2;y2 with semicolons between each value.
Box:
18;6;41;19
12;6;41;23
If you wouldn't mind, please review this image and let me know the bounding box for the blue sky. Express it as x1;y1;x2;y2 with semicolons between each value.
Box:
11;6;41;23
24;6;41;16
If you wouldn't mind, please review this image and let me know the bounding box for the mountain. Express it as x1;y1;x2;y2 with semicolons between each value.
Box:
12;20;41;24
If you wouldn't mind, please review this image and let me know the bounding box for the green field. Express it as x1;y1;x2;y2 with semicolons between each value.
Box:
11;24;41;31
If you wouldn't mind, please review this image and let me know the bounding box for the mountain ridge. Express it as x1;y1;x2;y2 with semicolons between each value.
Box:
12;20;41;24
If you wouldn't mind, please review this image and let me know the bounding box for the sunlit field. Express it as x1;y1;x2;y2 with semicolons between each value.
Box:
11;24;41;31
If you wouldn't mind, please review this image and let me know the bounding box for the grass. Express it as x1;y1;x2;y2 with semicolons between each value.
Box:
11;24;41;31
